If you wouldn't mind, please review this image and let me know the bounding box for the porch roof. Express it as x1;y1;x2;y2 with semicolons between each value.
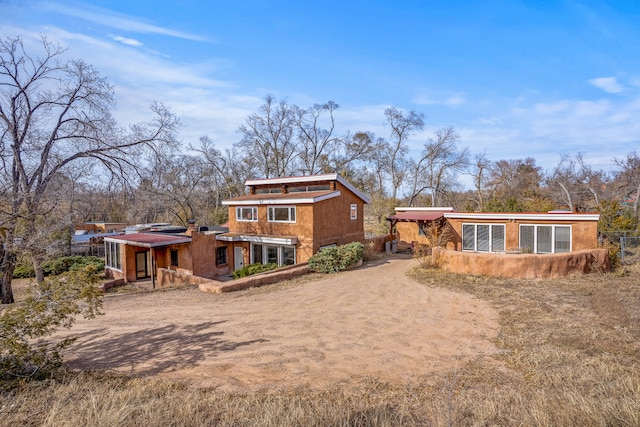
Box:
386;211;446;222
104;233;192;248
216;232;298;245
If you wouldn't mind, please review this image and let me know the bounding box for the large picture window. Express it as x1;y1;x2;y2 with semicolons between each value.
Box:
268;206;296;223
236;206;258;222
520;225;571;253
253;243;296;266
462;223;505;252
105;241;122;270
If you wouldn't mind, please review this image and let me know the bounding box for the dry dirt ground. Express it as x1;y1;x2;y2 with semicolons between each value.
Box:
58;255;500;392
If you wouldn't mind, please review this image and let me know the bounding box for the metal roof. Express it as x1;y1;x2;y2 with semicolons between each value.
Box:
243;173;370;204
387;211;446;222
104;233;192;248
222;190;340;205
216;232;297;245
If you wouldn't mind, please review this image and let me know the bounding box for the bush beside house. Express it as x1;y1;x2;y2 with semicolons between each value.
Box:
308;242;364;273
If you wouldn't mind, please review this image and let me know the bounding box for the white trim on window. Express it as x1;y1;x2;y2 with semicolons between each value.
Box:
267;206;296;223
350;204;357;220
236;206;258;222
519;224;572;254
104;241;122;271
461;223;505;253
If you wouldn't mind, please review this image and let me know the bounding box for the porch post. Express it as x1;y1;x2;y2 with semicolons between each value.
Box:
150;247;156;289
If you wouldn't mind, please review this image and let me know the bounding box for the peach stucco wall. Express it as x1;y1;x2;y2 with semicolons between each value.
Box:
432;247;610;279
227;181;366;264
444;218;599;252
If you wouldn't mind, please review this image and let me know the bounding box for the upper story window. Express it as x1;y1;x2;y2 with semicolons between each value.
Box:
462;223;505;252
520;225;571;254
236;206;258;222
268;206;296;223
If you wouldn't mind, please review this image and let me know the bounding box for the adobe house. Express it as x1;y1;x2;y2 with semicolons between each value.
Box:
388;207;607;278
104;223;228;287
218;173;370;271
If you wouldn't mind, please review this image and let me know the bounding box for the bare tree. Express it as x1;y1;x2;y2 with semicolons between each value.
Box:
406;127;469;207
547;154;580;211
0;36;178;303
469;152;491;211
613;150;640;215
384;106;424;202
294;101;344;175
237;95;297;178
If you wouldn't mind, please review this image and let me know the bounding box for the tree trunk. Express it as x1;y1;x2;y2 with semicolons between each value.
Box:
0;249;16;304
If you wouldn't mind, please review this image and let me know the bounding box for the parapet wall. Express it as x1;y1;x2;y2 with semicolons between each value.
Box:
432;247;610;279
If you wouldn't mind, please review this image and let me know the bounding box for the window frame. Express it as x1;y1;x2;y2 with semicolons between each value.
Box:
519;224;572;254
267;206;296;223
170;248;179;267
105;241;122;271
350;204;358;220
236;206;258;222
461;223;505;253
216;246;228;266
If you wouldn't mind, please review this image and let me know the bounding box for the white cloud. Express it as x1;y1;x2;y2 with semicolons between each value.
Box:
413;93;466;107
588;77;624;94
110;35;143;47
38;1;206;41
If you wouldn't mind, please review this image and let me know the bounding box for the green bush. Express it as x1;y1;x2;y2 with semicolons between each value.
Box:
14;256;105;279
13;264;35;279
233;263;278;279
308;242;364;274
1;266;103;388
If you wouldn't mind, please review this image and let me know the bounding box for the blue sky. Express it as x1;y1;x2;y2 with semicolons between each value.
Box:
2;0;639;180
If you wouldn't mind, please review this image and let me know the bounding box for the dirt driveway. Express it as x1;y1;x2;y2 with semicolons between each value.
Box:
61;256;499;391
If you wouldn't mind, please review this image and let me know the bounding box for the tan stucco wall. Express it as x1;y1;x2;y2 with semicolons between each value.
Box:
312;182;365;255
227;182;366;264
444;218;599;252
432;247;610;278
157;267;220;289
394;222;429;246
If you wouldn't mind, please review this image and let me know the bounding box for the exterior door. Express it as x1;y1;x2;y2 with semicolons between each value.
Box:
234;246;244;270
136;251;149;279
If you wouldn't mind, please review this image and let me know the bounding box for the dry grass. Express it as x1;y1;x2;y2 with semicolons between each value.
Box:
2;257;639;426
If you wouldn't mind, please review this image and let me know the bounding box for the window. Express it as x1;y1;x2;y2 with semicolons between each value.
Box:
519;225;571;253
281;246;296;265
266;245;279;264
216;246;228;265
268;206;296;222
462;223;505;252
105;241;122;270
252;244;263;264
170;249;179;267
254;243;296;266
350;204;357;220
236;206;258;222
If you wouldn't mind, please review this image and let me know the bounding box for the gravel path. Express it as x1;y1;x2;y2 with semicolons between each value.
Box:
60;255;499;391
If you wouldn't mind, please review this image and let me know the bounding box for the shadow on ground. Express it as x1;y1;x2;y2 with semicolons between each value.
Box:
63;321;268;376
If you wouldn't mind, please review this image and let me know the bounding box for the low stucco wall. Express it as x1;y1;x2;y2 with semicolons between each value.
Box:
157;268;221;289
365;235;394;253
199;263;310;294
432;247;610;279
